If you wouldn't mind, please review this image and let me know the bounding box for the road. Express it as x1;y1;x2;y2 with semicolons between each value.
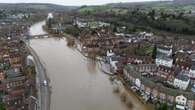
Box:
26;20;50;110
27;44;50;110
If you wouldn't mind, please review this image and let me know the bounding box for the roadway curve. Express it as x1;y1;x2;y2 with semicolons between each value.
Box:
27;45;51;110
26;20;50;110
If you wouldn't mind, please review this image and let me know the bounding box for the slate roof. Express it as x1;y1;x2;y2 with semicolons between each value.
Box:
125;64;195;99
156;52;172;61
191;61;195;70
175;73;190;82
6;68;22;78
191;54;195;60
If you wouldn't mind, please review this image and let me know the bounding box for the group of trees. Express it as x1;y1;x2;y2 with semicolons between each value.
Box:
0;10;6;19
0;102;5;110
147;10;195;35
121;43;155;58
64;24;80;37
23;66;36;76
55;14;80;37
78;6;195;35
156;102;169;110
120;9;195;35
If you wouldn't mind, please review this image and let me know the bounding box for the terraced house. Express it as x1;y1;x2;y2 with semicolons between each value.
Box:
0;39;37;110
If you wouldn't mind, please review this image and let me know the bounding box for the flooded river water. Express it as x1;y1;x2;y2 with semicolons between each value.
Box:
29;21;150;110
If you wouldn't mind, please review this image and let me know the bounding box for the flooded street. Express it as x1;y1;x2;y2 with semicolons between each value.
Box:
29;21;149;110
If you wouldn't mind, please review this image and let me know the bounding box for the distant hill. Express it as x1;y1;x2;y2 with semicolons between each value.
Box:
107;1;171;8
107;0;195;7
76;0;195;38
0;3;78;12
78;0;195;14
107;0;195;11
173;0;195;4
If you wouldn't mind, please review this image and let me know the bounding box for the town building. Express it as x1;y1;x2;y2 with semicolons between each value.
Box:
123;64;195;109
174;72;190;90
175;95;187;110
0;70;5;80
174;52;192;70
155;46;173;68
190;54;195;79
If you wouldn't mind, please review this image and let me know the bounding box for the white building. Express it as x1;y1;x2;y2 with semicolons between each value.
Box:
109;56;118;73
174;73;190;90
106;50;115;57
47;13;53;19
135;78;141;88
191;84;195;93
157;46;172;56
189;55;195;78
189;66;195;78
26;55;34;66
76;21;87;28
155;57;173;68
175;95;187;110
106;50;118;72
155;46;173;68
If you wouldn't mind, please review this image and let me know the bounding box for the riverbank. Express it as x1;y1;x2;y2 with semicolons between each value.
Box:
42;25;63;38
30;20;151;110
43;29;152;109
30;37;138;110
118;75;155;110
61;34;153;110
63;34;116;76
26;44;51;110
27;21;51;110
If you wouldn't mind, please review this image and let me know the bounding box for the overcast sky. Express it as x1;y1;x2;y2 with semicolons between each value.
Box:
0;0;169;6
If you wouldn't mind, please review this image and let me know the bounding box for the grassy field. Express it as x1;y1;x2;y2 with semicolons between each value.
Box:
79;6;128;14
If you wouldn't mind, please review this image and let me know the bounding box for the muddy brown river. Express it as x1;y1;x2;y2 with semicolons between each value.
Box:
29;21;150;110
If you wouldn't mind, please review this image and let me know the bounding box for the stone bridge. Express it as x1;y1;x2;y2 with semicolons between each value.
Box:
21;34;51;45
27;34;51;39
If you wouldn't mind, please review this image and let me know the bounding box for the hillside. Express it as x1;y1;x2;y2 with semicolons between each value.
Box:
76;0;195;39
0;3;78;12
78;0;195;14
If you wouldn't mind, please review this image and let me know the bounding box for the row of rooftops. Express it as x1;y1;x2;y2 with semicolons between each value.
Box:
75;18;195;109
77;18;195;89
105;45;195;98
0;39;35;110
0;19;35;109
0;12;41;109
80;28;195;68
0;39;25;81
124;64;195;100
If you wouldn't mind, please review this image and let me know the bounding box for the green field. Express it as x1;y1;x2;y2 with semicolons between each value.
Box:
79;6;128;14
